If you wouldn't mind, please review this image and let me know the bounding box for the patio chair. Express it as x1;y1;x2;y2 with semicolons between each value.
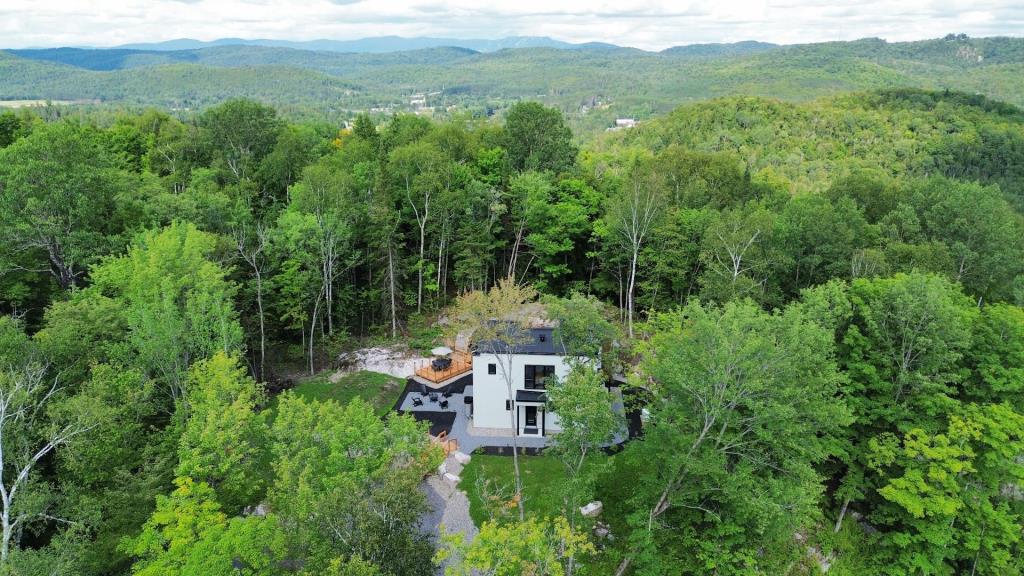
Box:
412;396;424;407
429;393;439;403
440;400;449;409
442;390;453;399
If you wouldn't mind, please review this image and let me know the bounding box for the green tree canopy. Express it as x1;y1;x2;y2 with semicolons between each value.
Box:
504;102;577;174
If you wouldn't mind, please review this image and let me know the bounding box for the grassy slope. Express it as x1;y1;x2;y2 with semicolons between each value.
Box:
459;454;570;526
459;453;632;572
271;369;405;417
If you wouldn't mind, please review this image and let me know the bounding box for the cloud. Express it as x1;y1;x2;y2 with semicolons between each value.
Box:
2;0;1023;49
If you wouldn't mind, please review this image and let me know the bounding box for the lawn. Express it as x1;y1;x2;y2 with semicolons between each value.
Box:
460;453;632;572
274;370;406;416
459;454;571;526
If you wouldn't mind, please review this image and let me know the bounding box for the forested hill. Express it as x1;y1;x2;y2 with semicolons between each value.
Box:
2;35;1024;133
592;89;1024;209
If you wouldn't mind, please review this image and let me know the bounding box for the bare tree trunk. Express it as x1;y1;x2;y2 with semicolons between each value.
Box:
508;221;525;280
254;270;265;379
418;223;426;314
500;357;526;521
403;173;430;316
1;508;11;566
441;237;450;306
387;242;398;339
834;497;850;533
437;234;444;304
308;290;323;375
627;246;639;338
324;244;335;336
237;226;268;380
45;242;77;290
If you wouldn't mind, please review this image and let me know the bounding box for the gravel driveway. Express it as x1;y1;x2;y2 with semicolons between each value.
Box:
420;453;478;575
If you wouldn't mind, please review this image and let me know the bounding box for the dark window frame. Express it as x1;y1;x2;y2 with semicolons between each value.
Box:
524;365;556;389
488;363;497;375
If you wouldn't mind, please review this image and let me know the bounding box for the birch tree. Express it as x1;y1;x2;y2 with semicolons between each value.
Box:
235;223;270;379
452;279;539;521
0;361;95;565
699;202;777;304
390;142;441;314
603;158;665;337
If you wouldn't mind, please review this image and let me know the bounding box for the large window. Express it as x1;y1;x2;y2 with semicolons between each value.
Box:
524;365;555;389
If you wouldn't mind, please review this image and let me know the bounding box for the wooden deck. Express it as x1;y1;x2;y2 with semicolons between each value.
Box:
415;351;472;384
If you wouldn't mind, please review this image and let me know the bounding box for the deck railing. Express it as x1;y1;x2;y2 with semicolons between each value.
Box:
415;350;472;383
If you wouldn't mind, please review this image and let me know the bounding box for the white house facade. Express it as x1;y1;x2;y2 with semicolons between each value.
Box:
470;326;574;437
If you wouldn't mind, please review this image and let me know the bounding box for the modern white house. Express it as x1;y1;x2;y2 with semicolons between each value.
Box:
469;325;575;438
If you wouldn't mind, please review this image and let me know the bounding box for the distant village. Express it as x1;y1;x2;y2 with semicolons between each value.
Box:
354;90;639;132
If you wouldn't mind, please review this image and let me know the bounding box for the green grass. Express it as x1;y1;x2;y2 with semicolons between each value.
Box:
273;370;406;417
460;454;571;525
460;453;632;572
814;519;876;575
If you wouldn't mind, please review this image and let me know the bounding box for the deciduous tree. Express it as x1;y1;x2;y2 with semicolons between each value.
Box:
615;300;850;575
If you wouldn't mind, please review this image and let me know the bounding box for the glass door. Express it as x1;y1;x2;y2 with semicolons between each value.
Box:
525;405;538;428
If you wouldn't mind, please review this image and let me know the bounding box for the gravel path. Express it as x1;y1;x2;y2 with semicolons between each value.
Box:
420;453;478;575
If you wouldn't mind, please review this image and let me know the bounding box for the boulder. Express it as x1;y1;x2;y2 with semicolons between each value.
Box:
453;451;471;465
437;463;448;476
580;501;603;518
443;472;461;484
243;503;269;517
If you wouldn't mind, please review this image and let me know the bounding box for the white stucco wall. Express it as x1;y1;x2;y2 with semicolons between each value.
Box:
471;352;572;435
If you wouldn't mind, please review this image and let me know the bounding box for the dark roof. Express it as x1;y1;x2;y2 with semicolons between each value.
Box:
476;326;564;356
516;389;547;403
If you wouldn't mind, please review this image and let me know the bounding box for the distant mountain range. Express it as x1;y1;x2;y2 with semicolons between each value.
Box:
1;35;1022;135
73;35;784;56
111;36;611;54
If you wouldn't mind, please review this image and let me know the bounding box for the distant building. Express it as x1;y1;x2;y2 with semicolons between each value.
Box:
606;118;639;132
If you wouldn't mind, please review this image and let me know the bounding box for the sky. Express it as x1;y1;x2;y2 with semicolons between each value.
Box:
2;0;1022;50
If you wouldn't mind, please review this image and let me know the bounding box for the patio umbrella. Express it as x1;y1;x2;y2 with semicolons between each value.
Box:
431;346;453;357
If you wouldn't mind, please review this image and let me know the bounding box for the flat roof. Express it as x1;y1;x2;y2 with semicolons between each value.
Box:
477;326;563;355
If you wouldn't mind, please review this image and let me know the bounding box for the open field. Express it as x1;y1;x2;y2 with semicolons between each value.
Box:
0;99;91;107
